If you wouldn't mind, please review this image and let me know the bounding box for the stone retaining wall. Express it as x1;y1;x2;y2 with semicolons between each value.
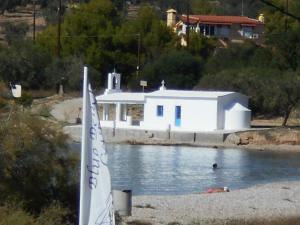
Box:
64;125;231;146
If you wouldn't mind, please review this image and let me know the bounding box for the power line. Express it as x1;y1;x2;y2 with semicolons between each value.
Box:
260;0;300;21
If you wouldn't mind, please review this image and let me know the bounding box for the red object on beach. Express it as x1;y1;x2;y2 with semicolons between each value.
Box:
206;187;229;193
207;188;214;193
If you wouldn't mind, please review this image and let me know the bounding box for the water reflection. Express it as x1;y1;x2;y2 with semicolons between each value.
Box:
104;144;300;195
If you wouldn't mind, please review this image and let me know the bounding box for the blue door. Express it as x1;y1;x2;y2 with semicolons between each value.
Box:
175;106;181;127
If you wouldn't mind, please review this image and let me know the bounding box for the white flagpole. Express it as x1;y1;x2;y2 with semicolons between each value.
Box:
79;66;115;225
79;66;89;225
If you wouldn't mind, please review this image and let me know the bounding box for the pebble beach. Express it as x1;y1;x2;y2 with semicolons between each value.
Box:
124;181;300;225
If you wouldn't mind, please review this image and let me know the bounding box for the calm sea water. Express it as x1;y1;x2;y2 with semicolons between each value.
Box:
105;144;300;195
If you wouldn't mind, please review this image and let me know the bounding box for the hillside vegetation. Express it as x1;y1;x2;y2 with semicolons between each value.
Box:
0;84;78;225
0;1;299;224
0;1;299;124
0;5;45;44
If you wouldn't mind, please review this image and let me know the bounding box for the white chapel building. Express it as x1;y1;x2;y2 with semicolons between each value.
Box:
96;71;251;132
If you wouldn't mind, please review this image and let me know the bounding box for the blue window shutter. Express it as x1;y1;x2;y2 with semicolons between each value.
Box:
157;105;163;117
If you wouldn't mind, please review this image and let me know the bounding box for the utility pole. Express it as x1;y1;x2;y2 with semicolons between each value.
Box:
241;0;244;16
57;0;62;57
136;33;141;77
285;0;289;31
33;0;36;43
186;0;190;48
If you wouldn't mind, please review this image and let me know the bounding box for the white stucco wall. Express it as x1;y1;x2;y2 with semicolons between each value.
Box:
143;97;218;132
96;88;251;132
224;103;251;130
217;93;250;130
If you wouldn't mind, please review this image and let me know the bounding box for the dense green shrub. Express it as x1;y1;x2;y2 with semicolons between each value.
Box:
0;82;8;109
0;203;37;225
36;202;73;225
0;41;52;90
0;112;78;218
3;22;29;45
14;92;33;108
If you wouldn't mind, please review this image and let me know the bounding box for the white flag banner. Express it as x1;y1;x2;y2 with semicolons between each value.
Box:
79;67;115;225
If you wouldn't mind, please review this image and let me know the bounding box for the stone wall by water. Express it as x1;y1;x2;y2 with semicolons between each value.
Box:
64;125;229;146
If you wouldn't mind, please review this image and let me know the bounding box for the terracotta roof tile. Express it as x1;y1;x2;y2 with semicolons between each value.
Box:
181;15;263;26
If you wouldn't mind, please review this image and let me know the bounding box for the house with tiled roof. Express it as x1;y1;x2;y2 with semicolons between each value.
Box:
166;9;265;46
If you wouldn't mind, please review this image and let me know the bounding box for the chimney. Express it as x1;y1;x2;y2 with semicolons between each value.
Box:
258;14;265;23
166;9;177;27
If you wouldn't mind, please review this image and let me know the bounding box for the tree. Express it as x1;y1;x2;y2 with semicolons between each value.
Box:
188;31;217;58
41;0;69;25
217;0;264;17
140;50;203;90
261;0;300;72
269;71;300;126
197;67;300;126
37;2;176;88
36;24;58;56
42;0;120;85
3;22;29;45
262;0;300;35
198;67;270;115
191;0;219;14
111;0;125;10
156;0;189;14
117;5;176;59
267;29;300;71
0;0;22;14
0;41;52;89
43;56;101;90
0;0;50;14
204;41;269;74
114;5;176;84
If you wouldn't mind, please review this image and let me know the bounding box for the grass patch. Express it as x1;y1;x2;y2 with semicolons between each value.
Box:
38;104;52;118
28;90;81;99
28;90;57;99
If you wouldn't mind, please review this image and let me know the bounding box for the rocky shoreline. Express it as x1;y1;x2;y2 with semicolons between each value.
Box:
63;124;300;153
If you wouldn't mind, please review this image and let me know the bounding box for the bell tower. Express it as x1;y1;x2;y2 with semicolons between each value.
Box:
104;70;122;95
